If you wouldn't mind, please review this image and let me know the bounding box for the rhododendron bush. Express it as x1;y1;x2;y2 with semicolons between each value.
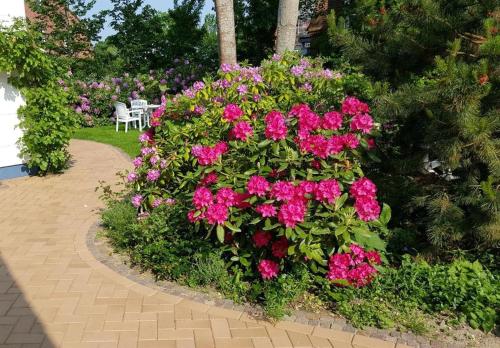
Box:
127;53;388;285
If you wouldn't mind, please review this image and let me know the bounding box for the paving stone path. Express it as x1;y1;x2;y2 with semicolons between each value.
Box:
0;140;406;348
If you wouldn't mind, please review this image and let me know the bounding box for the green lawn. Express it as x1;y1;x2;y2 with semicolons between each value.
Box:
72;126;141;158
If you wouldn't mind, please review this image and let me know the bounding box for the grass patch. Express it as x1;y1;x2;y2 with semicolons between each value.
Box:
72;126;141;157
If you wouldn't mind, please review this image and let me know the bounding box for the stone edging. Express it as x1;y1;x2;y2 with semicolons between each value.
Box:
85;222;479;348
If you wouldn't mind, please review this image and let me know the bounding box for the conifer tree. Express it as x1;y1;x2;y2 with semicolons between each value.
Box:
327;1;499;252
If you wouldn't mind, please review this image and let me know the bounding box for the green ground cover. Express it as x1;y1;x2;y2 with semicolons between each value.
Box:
72;126;141;158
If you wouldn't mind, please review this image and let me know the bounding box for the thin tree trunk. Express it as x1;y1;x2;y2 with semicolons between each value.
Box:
275;0;300;53
214;0;237;65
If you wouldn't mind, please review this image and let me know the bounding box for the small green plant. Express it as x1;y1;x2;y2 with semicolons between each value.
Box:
325;256;499;332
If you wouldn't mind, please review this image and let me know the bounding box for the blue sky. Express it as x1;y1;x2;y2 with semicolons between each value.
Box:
89;0;215;38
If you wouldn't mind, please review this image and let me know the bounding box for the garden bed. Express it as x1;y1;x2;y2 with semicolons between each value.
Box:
88;222;499;348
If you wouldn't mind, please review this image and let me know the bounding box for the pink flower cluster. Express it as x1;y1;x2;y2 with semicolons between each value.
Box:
350;178;380;221
327;244;381;287
246;177;344;228
230;121;253;141
265;111;288;140
222;104;244;122
191;142;228;166
286;100;373;159
189;185;251;225
258;259;279;280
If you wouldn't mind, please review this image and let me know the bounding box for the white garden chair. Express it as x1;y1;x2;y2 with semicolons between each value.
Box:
131;99;150;127
114;102;142;132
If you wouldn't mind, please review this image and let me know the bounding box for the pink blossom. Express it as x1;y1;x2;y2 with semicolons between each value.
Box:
350;114;373;134
290;65;305;76
366;250;382;265
271;181;296;202
314;179;341;204
193;187;213;209
367;138;376;149
311;160;321;170
247;176;270;197
265;111;288;140
205;203;229;224
289;104;311;118
350;178;377;199
255;204;277;217
131;194;142;208
139;132;152;143
271;54;281;61
328;136;344;154
258;259;279;280
141;147;155;156
327;245;380;286
133;157;143;168
222;104;244;122
348;263;377;287
216;187;237;207
322;111;343;130
341;96;370;115
237;84;248;95
146;169;160;181
300;135;331;159
253;231;272;247
349;244;366;262
327;267;349;281
214;141;228;154
150;155;159;165
231;121;253;141
354;197;381;221
295;181;317;200
342;133;359;149
297;110;321;133
192;142;228;166
200;172;218;186
193;81;205;91
127;172;138;182
271;237;289;258
329;253;353;269
187;210;204;223
152;198;163;208
277;199;306;228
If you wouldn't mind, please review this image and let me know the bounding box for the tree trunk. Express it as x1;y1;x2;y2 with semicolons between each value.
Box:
214;0;237;65
275;0;300;54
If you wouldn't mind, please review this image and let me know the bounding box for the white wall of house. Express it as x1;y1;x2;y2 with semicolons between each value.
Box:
0;0;26;169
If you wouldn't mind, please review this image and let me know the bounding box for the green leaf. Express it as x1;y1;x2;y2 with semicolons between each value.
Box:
258;139;271;148
224;221;241;232
263;223;281;231
379;203;391;225
216;225;225;243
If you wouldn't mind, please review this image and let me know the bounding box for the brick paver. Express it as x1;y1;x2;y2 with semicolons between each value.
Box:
0;140;396;348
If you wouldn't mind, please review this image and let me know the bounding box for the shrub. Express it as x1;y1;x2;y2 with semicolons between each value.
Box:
127;52;388;284
0;21;77;173
68;60;211;126
17;86;77;172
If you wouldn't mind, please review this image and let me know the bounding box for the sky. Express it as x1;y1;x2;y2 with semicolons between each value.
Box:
88;0;215;39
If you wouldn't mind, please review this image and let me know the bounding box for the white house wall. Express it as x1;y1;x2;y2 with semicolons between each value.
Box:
0;0;26;26
0;0;26;171
0;73;24;168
